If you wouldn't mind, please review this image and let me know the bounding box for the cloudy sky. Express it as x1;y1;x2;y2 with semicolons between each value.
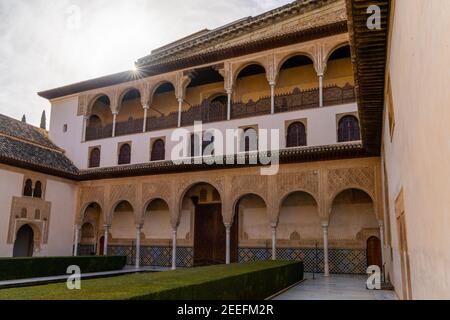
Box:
0;0;292;127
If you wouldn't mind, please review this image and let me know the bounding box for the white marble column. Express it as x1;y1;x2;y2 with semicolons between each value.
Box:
112;112;118;137
103;225;110;256
177;98;183;128
269;81;276;114
225;224;231;265
318;74;324;107
172;227;178;270
271;226;277;260
73;225;81;256
135;226;142;269
142;104;149;133
322;224;330;277
81;116;89;142
226;90;232;121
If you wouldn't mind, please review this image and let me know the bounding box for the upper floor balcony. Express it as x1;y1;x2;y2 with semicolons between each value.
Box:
82;44;356;142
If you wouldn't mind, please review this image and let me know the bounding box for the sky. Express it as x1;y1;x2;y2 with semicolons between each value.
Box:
0;0;293;127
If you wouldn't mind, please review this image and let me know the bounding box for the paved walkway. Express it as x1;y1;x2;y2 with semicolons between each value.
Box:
273;273;397;300
0;266;168;289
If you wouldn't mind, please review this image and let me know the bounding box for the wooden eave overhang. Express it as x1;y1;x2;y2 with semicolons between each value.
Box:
346;0;390;155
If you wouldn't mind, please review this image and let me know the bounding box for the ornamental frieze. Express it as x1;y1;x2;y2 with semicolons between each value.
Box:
327;166;375;201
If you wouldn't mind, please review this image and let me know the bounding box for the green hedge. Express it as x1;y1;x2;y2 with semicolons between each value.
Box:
0;261;303;300
0;256;127;281
138;260;304;300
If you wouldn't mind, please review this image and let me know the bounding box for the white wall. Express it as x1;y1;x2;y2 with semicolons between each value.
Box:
0;169;23;256
49;98;358;169
383;0;450;299
42;179;77;256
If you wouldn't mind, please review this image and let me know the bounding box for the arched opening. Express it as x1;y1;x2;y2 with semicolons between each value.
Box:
325;45;354;88
278;192;321;272
33;181;42;198
182;183;233;266
151;139;165;162
143;199;171;241
86;95;112;141
13;225;34;257
236;194;269;262
80;222;95;255
278;54;317;92
116;89;143;136
110;201;135;264
118;143;131;165
182;67;226;125
367;236;382;269
80;202;102;255
329;189;379;274
147;82;178;131
89;147;101;168
233;64;270;118
338;115;361;142
286;122;307;148
23;179;33;197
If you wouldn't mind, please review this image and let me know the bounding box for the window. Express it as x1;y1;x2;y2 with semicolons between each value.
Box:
199;188;208;202
63;124;68;133
242;128;258;152
89;147;101;168
190;134;202;157
35;209;41;220
21;208;27;219
23;179;33;197
118;143;131;165
33;181;42;198
338;115;361;142
286;122;307;147
151;139;165;162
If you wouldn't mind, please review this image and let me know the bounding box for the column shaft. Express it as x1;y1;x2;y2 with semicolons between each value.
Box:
323;225;330;277
270;82;276;114
225;225;231;265
135;227;142;269
143;106;149;133
81;117;88;142
177;99;183;128
227;91;232;120
112;113;117;137
73;226;80;257
271;227;277;260
172;227;177;270
104;227;109;256
319;75;324;107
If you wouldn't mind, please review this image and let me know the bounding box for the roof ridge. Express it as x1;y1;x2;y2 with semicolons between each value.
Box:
0;131;64;153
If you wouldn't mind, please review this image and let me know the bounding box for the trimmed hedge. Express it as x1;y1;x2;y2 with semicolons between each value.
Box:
0;260;303;300
0;256;127;281
137;260;304;300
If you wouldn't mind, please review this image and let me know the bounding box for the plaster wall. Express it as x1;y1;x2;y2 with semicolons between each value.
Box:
383;0;450;299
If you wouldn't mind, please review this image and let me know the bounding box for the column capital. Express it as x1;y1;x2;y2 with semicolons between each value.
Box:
269;80;276;87
136;224;143;230
75;224;82;231
104;224;111;230
322;223;329;229
142;103;150;110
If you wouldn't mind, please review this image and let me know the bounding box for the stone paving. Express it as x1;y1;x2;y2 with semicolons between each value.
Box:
273;273;398;300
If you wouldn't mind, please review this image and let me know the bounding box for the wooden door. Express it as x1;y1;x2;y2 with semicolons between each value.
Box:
194;204;239;266
367;236;382;269
98;236;105;256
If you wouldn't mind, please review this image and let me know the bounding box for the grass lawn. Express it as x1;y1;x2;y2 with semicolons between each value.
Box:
0;261;303;300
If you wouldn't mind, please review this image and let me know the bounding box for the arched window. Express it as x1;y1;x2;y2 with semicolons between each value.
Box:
88;115;102;128
34;209;41;220
118;143;131;165
21;208;27;219
286;122;307;148
242;128;258;152
151;139;165;162
210;95;228;106
89;148;101;168
33;181;42;198
338;115;361;142
23;179;33;197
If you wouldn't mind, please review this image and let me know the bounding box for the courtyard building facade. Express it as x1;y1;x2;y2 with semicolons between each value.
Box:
0;0;449;300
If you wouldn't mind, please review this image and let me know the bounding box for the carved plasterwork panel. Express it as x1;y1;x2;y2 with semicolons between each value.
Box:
276;170;319;207
327;166;376;204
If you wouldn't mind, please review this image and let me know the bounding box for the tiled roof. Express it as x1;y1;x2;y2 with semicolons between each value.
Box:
0;114;60;150
0;115;78;178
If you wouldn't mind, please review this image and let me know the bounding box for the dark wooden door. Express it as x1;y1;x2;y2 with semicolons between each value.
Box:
367;236;382;269
194;204;238;266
